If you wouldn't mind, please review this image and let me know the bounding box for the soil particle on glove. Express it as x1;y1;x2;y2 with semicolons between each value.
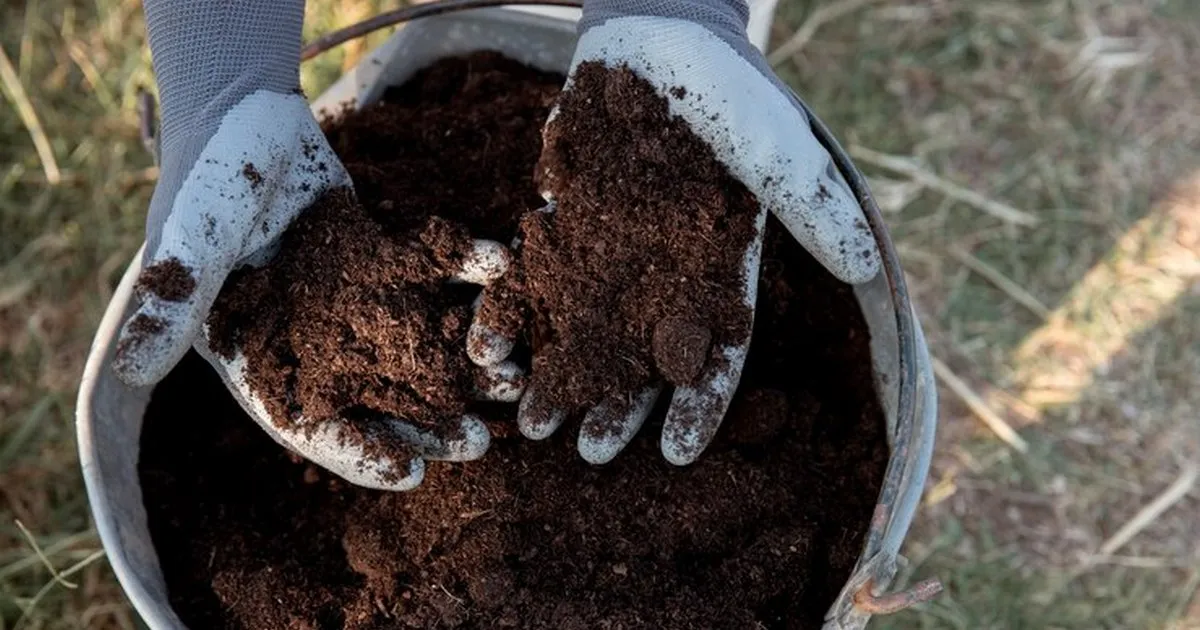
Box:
206;53;560;435
242;162;264;188
116;314;167;357
474;274;529;342
136;257;195;302
512;62;758;412
128;313;166;336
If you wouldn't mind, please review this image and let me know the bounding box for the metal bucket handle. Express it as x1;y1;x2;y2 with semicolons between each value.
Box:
300;1;942;623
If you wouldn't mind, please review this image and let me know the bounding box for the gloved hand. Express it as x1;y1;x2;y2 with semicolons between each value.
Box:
468;0;881;466
112;0;512;490
190;235;522;491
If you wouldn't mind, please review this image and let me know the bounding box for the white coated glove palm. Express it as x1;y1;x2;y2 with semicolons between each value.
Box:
469;0;881;466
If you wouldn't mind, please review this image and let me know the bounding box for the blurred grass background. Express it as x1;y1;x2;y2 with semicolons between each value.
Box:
1;0;1198;628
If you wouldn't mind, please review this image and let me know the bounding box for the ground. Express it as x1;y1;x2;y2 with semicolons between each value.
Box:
1;0;1198;628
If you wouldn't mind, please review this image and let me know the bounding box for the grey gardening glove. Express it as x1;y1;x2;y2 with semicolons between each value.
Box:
469;0;881;466
112;0;518;491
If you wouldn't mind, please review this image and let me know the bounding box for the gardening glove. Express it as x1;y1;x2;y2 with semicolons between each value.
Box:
111;0;517;491
468;0;881;466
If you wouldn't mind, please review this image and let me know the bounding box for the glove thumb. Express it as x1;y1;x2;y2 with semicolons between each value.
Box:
112;246;230;388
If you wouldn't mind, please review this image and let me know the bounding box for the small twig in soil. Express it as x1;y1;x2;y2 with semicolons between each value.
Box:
435;583;465;606
402;297;417;370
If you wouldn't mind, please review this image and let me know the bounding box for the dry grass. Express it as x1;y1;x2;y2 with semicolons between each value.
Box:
769;0;1200;627
1;0;149;626
1;0;1198;628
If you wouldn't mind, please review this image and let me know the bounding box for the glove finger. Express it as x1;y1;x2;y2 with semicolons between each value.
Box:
449;239;511;285
661;213;762;465
467;291;517;367
113;251;224;388
517;385;567;441
661;341;748;466
471;361;527;402
291;417;429;490
578;385;662;465
263;413;486;488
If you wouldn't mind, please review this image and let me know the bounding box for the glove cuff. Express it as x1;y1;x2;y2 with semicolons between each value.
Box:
580;0;750;42
145;0;305;159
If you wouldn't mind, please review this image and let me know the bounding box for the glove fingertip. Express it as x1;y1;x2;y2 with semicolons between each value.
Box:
452;239;511;285
116;248;232;387
841;247;882;285
285;417;428;491
447;414;492;462
821;169;882;285
467;320;515;367
825;232;882;285
377;456;426;492
112;304;190;388
518;389;565;441
773;181;882;286
578;386;661;465
472;361;527;403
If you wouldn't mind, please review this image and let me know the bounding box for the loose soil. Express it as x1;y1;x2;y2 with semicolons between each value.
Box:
139;53;889;630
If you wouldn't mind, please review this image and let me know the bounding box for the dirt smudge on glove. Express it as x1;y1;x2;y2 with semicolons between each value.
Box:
128;313;166;336
142;54;889;630
115;314;168;359
242;162;264;189
137;257;195;302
